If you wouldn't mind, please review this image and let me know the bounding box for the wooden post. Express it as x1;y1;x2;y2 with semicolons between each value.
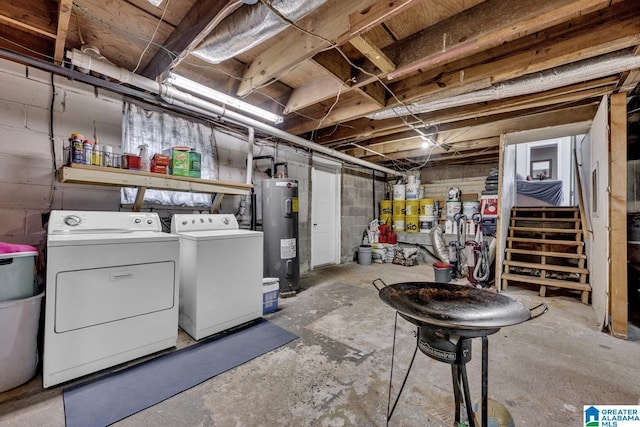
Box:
610;92;628;339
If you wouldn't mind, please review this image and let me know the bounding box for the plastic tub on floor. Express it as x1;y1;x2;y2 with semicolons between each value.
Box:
0;251;37;302
263;278;279;314
0;291;44;392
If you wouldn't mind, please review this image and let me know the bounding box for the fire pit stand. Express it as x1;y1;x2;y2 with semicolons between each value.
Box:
373;279;547;427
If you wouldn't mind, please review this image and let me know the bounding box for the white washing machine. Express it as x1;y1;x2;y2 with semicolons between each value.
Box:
44;210;180;388
171;214;263;340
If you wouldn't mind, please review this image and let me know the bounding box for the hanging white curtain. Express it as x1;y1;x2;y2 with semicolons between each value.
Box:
121;103;218;207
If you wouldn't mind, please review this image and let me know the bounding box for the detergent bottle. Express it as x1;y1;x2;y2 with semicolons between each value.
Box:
138;144;150;171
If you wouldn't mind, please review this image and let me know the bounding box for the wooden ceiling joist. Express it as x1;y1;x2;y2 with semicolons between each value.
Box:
54;0;73;64
317;78;618;146
284;4;640;136
237;0;418;97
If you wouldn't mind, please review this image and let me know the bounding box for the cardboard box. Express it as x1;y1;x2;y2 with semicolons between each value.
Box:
152;154;170;166
151;164;167;174
163;147;190;176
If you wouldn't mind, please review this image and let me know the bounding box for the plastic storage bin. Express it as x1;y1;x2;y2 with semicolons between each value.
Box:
0;251;37;302
263;278;279;314
0;291;44;392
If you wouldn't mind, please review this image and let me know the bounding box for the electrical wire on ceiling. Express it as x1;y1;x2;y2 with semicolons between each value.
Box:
132;0;172;73
257;0;439;170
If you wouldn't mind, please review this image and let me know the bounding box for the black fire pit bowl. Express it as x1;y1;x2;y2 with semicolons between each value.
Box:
374;280;547;330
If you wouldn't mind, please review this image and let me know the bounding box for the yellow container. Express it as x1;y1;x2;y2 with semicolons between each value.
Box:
405;199;420;216
380;200;392;216
405;215;420;233
393;200;406;216
419;198;435;216
392;216;405;232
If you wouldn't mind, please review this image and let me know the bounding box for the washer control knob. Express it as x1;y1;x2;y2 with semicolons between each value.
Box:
147;219;153;224
200;218;204;223
64;215;81;226
222;217;230;225
135;218;142;224
208;218;213;223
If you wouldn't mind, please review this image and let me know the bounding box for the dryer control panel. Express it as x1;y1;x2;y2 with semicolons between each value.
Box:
48;210;162;234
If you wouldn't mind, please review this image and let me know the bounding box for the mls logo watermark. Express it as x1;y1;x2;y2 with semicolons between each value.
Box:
584;405;640;426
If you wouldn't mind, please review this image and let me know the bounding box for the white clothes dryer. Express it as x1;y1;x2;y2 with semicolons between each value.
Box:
44;210;180;388
171;214;263;340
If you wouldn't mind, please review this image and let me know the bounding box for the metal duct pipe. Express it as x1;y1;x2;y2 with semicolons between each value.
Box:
66;49;402;176
369;50;640;120
193;0;327;64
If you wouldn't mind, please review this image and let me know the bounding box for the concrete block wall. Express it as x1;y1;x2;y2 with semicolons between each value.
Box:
341;168;386;263
0;58;123;247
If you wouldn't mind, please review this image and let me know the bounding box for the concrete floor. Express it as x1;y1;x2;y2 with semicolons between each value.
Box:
1;262;639;426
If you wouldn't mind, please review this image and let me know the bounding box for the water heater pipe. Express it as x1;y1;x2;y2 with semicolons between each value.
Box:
66;49;403;177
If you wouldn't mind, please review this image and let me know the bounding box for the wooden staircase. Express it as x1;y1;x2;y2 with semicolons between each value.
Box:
502;206;590;304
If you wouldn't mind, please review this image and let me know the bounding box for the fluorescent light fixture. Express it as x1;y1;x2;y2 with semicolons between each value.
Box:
166;73;283;124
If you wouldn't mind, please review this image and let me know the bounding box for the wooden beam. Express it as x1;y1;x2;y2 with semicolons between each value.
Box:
609;92;628;338
238;0;419;96
54;0;73;65
345;103;597;159
386;0;611;80
284;76;346;114
340;0;422;44
0;14;56;39
357;139;501;163
285;9;640;136
349;35;396;73
141;0;239;79
317;79;617;145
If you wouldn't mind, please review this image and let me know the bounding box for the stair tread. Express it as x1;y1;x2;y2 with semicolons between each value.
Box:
506;237;584;246
502;273;591;291
510;226;582;233
510;217;580;223
512;206;579;211
505;248;586;259
503;260;589;274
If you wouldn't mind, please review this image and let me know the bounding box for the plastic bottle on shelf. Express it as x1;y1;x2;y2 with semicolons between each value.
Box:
83;140;93;164
92;139;102;166
102;145;113;167
139;144;150;171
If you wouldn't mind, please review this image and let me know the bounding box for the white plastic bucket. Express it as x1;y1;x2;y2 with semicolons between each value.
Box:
446;201;462;218
419;216;435;233
405;183;419;200
0;292;43;392
393;184;406;200
463;201;479;217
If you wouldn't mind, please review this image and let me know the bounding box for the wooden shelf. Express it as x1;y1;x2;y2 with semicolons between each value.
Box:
58;164;252;211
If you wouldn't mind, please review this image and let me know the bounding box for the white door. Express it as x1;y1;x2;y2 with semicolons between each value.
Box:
312;157;341;268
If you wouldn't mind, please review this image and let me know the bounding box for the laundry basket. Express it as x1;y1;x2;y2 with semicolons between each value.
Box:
0;291;44;392
0;251;37;302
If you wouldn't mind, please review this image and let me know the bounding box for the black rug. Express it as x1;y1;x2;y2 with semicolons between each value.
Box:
63;320;297;427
